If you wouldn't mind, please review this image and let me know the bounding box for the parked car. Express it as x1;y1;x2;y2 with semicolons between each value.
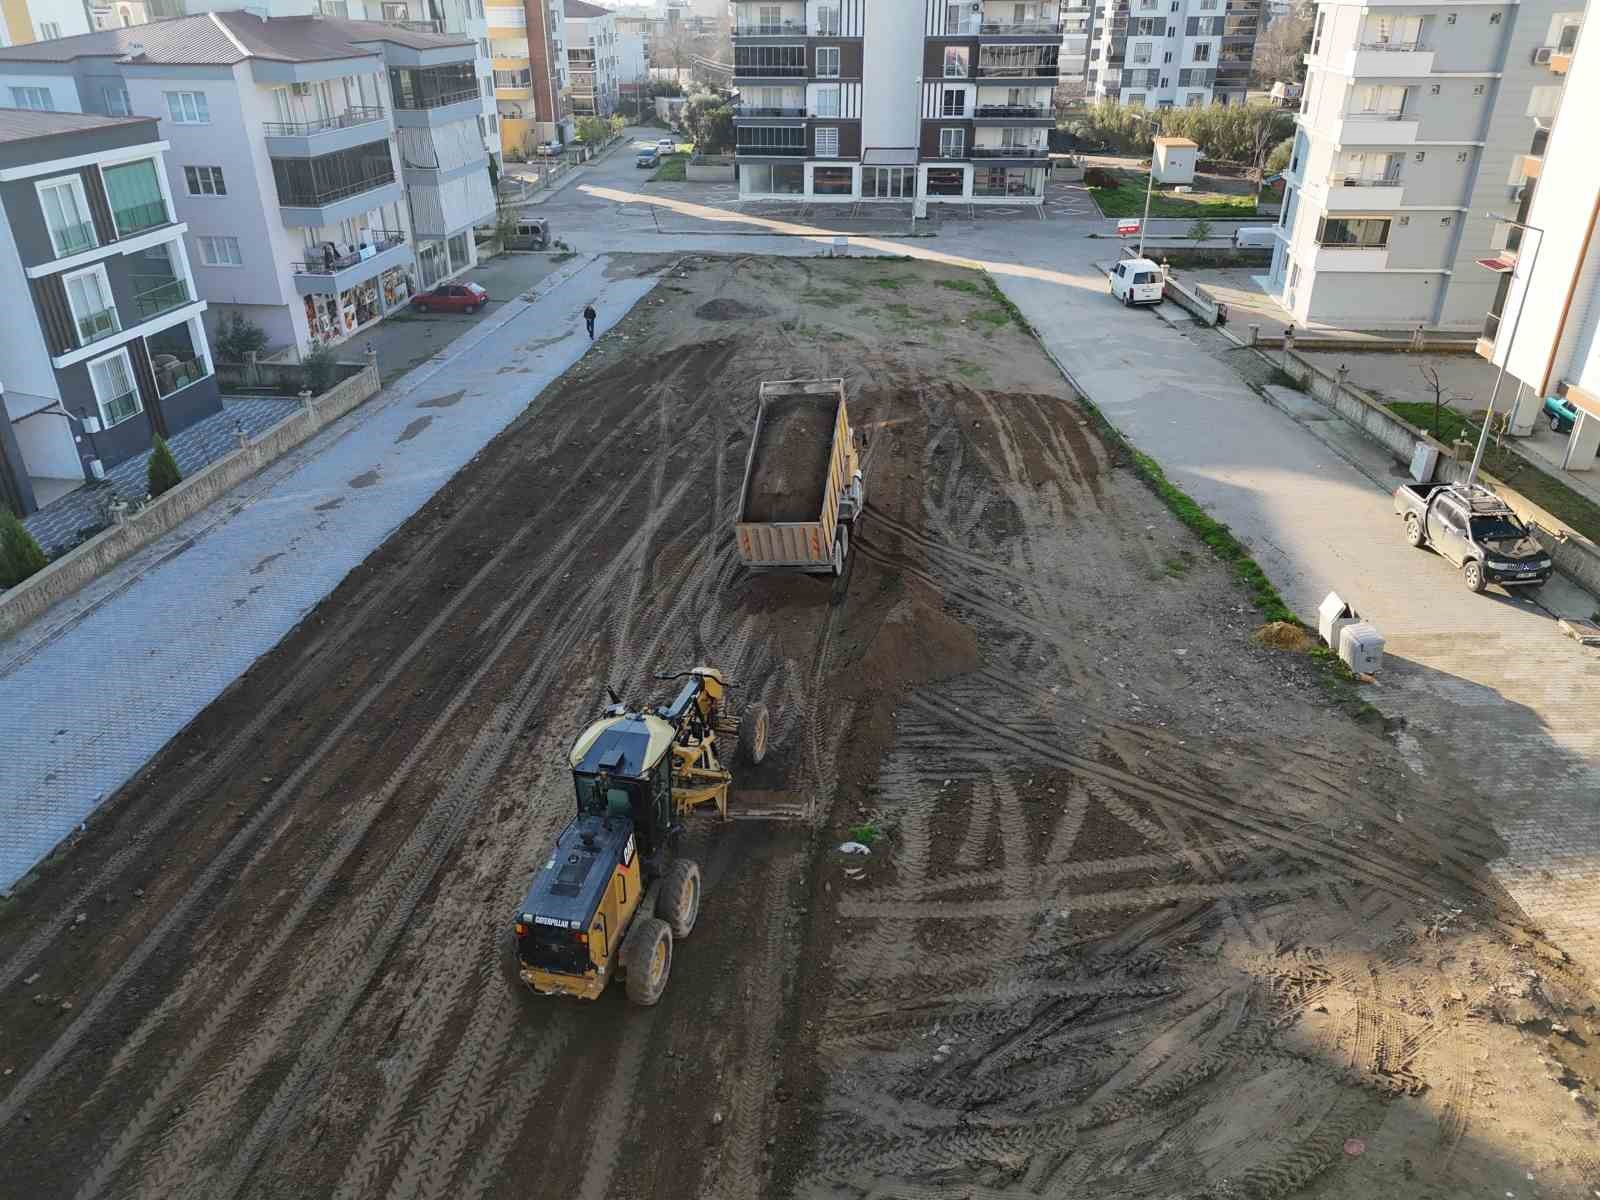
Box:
1393;481;1552;593
1232;227;1277;248
411;282;489;314
1108;257;1164;306
656;137;675;155
504;218;549;250
1544;393;1578;434
636;147;659;168
535;140;563;157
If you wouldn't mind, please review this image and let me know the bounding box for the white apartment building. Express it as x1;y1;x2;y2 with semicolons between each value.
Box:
564;0;618;117
1269;0;1575;330
0;11;495;359
1474;10;1594;455
0;0;94;47
1064;0;1261;107
487;0;571;155
734;0;1060;206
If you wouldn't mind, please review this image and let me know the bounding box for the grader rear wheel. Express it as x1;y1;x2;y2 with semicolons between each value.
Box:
738;702;769;765
659;859;702;939
623;917;672;1006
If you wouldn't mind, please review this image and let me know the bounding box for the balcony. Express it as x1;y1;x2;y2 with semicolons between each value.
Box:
733;62;808;79
263;106;391;157
75;305;119;347
1338;111;1418;146
976;61;1060;81
112;199;172;238
735;142;808;157
1324;175;1403;210
390;84;484;128
734;105;806;123
385;17;443;32
973;104;1053;122
978;19;1063;36
275;173;402;228
1311;244;1389;271
733;19;806;36
291;231;411;297
131;277;191;321
52;219;97;257
970;145;1049;159
1345;42;1434;76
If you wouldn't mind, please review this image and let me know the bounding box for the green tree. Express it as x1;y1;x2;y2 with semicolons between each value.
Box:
1188;218;1214;243
576;115;611;145
214;311;268;362
1265;136;1294;174
682;91;734;154
0;507;47;586
302;346;338;395
147;434;182;498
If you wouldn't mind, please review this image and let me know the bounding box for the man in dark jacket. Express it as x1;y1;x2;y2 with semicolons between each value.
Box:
583;304;596;340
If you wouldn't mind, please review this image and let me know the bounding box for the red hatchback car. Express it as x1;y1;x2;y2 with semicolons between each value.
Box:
411;282;489;314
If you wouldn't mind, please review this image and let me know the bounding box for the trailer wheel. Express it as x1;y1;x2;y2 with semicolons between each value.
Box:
1404;514;1424;548
831;525;849;577
659;859;702;939
738;702;769;765
623;917;672;1006
1462;560;1486;594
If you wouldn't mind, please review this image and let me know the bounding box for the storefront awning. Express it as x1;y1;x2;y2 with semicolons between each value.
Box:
862;147;917;166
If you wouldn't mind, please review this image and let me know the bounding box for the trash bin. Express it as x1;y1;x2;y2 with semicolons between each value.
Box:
1317;591;1358;649
1339;622;1385;675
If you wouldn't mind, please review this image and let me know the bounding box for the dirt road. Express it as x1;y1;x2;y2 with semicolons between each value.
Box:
2;257;1596;1200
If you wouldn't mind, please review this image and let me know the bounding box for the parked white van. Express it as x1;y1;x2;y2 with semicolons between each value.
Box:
1231;227;1277;248
1109;258;1165;306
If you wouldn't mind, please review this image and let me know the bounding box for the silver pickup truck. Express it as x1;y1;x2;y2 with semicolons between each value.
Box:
1393;481;1553;593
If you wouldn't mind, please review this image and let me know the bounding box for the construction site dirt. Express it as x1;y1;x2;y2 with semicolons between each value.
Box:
2;255;1597;1200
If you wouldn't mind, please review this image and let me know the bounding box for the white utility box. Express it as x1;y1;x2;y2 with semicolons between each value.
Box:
1410;441;1439;484
1339;621;1385;675
1317;591;1358;649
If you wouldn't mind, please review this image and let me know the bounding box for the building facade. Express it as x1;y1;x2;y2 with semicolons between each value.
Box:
1474;8;1593;449
1;0;94;49
564;0;617;118
1065;0;1260;107
0;12;495;361
733;0;1059;205
0;107;220;515
1269;0;1572;330
489;0;569;154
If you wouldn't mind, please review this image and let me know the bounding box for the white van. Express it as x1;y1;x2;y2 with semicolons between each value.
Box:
1232;227;1277;248
1109;258;1165;306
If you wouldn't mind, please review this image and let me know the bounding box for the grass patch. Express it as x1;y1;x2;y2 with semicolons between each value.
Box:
883;302;918;320
1162;550;1196;578
936;278;987;297
1088;169;1259;219
973;308;1012;328
983;276;1030;332
1387;401;1600;547
865;275;909;290
650;154;688;182
847;822;881;846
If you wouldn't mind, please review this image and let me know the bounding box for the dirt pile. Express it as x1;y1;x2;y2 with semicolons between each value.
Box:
695;297;769;321
742;397;836;523
1254;619;1317;651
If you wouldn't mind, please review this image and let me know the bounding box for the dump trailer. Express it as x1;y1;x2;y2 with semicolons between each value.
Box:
734;378;864;576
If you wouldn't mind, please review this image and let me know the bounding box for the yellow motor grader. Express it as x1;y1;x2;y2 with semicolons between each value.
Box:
507;668;769;1006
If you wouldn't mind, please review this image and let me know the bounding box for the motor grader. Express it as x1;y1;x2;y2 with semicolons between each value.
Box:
507;668;769;1006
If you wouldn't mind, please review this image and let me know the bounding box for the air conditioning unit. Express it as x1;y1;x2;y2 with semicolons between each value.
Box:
81;415;102;434
87;457;105;480
1532;46;1553;64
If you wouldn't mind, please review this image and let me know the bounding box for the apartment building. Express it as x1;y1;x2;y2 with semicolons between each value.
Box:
0;107;219;516
1;0;94;48
489;0;569;153
564;0;617;118
0;12;495;359
1065;0;1261;107
1474;9;1593;450
733;0;1059;206
1269;0;1571;330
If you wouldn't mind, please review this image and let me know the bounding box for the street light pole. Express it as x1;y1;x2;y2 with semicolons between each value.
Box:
1136;116;1157;259
1467;214;1544;488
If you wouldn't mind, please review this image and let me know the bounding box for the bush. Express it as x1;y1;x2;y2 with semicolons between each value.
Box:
301;346;338;395
147;434;182;498
575;115;611;145
0;507;47;585
1082;166;1119;189
1188;218;1214;242
215;311;268;363
1266;136;1294;174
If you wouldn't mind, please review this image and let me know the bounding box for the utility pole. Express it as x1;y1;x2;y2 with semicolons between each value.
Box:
1136;113;1158;258
1467;215;1544;488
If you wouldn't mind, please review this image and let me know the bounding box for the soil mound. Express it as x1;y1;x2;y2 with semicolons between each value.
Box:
1252;620;1315;651
696;297;769;321
743;398;835;523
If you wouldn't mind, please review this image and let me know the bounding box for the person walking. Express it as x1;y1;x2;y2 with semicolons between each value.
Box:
583;304;596;340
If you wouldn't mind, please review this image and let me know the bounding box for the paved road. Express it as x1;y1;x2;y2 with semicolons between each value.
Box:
4;128;1596;976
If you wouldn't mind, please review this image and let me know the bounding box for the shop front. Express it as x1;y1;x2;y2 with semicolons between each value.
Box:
302;262;415;350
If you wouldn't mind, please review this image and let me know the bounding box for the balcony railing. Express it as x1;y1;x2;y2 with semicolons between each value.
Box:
1347;109;1408;120
733;63;808;76
970;146;1049;158
112;200;170;236
292;231;407;275
102;389;140;425
1358;39;1423;51
263;106;386;137
131;277;191;320
392;87;479;110
385;17;442;32
52;219;97;256
733;20;805;34
980;20;1063;34
1332;174;1402;187
976;63;1060;77
76;306;119;346
974;103;1051;117
277;171;397;208
735;143;808;155
153;355;210;397
736;105;806;116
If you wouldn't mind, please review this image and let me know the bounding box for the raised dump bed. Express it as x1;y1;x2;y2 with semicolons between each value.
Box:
735;378;864;575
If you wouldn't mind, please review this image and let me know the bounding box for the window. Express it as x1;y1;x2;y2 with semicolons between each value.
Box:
738;125;807;154
811;166;852;194
816;85;841;116
10;86;53;111
926;167;964;196
939;127;965;158
816;46;840;77
944;45;968;77
1316;216;1391;248
1132;40;1152;63
863;166;913;198
165;91;209;124
1311;10;1325;53
197;235;243;266
1192;42;1211;62
88;348;142;427
184;165;227;196
815;126;839;157
103;86;130;116
39;20;61;37
815;3;840;34
103;158;168;235
1186;92;1203;107
940;87;965;116
64;264;119;346
37;176;96;256
1163;50;1172;63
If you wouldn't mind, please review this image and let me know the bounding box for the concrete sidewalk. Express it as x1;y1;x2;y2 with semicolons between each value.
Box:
995;266;1600;973
0;254;658;892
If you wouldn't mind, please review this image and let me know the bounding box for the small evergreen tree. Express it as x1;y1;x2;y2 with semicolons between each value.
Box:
147;434;182;498
1188;218;1214;243
302;346;337;394
215;311;268;362
0;507;47;586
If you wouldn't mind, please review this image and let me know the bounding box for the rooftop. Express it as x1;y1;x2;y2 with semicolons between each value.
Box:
1154;136;1199;148
0;106;157;145
0;10;472;67
564;0;613;17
